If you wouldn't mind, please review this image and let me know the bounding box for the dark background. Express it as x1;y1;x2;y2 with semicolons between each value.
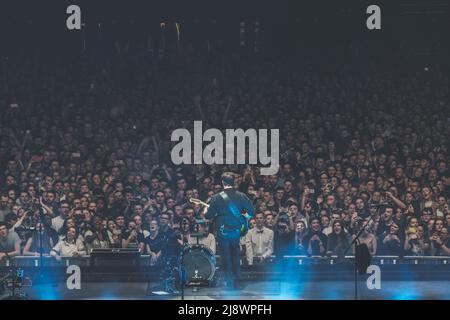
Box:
0;0;449;62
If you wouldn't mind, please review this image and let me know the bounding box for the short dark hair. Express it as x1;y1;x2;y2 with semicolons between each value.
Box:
221;172;235;186
60;200;70;206
160;212;170;220
5;213;17;223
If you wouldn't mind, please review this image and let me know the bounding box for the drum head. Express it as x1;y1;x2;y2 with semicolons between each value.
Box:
180;245;216;282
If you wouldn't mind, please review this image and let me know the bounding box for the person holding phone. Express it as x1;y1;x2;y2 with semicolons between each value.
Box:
429;222;450;256
404;218;429;256
380;223;403;256
302;218;328;256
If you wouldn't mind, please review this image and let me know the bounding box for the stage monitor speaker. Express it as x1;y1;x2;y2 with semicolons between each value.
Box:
90;248;141;267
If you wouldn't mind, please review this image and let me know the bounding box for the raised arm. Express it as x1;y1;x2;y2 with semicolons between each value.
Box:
386;191;407;210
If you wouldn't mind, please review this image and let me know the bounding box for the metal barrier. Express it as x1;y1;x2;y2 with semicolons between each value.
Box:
2;255;450;267
1;255;449;284
282;255;450;265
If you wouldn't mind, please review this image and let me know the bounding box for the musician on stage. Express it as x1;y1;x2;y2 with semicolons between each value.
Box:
204;172;255;289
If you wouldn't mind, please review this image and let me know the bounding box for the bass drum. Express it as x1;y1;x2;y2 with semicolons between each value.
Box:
178;245;216;285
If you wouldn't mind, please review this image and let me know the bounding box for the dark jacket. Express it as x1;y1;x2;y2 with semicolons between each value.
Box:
302;231;328;256
205;188;255;239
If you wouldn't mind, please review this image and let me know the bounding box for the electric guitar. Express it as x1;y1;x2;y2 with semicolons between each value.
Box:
189;198;209;208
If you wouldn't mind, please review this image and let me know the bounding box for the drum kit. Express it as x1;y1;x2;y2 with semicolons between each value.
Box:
180;218;216;286
179;244;216;286
149;197;218;296
152;218;217;296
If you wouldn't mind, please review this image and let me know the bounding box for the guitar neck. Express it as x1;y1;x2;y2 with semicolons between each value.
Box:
189;198;210;208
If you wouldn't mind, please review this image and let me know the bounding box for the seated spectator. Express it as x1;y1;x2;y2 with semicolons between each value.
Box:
404;222;429;256
60;216;85;240
106;219;123;248
146;219;163;266
322;212;342;236
380;223;403;256
52;201;70;234
264;212;275;230
430;227;450;256
288;203;307;227
114;215;127;234
419;208;433;235
273;215;295;257
84;216;110;253
376;206;395;237
0;222;21;262
133;214;150;246
245;212;274;265
302;218;328;256
159;212;181;258
326;220;350;256
122;220;145;251
294;220;307;255
320;215;331;232
50;226;87;259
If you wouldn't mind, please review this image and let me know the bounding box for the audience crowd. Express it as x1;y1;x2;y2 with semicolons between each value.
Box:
1;44;450;267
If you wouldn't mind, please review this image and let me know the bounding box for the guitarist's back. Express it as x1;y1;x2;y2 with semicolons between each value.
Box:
205;188;256;240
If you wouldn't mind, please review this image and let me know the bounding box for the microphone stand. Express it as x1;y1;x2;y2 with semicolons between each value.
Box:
35;178;45;281
343;210;376;300
179;231;192;300
180;243;186;300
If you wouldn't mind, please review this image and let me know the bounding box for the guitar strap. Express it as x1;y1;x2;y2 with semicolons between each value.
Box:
219;191;243;228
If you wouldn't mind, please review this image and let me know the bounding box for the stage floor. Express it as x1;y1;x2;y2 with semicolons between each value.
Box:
23;279;450;300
